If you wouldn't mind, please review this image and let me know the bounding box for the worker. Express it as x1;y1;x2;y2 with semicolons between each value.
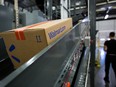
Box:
104;32;116;83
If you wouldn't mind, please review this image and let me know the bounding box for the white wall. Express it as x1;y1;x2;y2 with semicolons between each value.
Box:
96;20;116;31
96;19;116;46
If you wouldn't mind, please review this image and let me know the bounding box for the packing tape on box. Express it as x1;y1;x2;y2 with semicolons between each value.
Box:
14;21;49;40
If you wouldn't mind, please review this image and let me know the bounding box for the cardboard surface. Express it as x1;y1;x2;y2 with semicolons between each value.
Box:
0;18;72;68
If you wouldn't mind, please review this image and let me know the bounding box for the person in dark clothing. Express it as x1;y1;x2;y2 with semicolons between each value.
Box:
104;32;116;83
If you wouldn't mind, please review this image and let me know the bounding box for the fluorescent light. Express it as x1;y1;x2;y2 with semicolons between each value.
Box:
52;6;56;10
107;38;110;40
100;7;106;10
106;10;109;13
104;14;109;19
76;1;81;5
100;38;105;41
82;18;89;22
108;6;112;9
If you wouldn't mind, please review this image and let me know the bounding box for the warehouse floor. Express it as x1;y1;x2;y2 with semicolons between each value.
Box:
95;48;116;87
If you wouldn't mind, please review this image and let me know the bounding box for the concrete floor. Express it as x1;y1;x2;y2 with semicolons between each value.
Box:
95;48;116;87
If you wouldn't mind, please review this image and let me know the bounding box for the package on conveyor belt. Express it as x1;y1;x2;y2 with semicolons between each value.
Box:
0;18;72;68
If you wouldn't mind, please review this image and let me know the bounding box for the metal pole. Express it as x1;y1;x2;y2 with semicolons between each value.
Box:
89;0;96;87
88;0;89;19
47;0;52;20
73;0;76;16
0;0;4;5
68;0;71;17
60;0;68;19
14;0;19;28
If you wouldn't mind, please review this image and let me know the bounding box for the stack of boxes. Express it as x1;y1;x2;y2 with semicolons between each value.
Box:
0;18;72;68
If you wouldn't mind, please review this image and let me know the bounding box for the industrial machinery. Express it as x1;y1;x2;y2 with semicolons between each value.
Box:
0;20;90;87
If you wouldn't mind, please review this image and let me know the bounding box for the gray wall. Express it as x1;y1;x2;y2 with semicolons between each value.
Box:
0;5;13;32
3;2;47;29
20;10;47;26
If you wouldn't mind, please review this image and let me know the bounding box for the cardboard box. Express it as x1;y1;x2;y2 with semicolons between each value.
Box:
0;18;72;68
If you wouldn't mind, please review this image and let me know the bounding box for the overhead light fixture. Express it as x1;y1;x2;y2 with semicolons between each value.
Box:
107;38;110;40
100;7;106;10
100;38;105;41
76;1;81;5
52;6;56;10
108;6;112;9
82;18;89;22
106;10;109;13
104;14;109;19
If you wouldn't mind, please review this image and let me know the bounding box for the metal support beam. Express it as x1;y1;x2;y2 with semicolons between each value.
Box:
68;0;71;17
85;0;88;8
0;0;4;5
60;0;68;19
70;1;116;11
47;0;52;20
88;0;96;87
14;0;19;28
73;0;76;16
107;0;109;3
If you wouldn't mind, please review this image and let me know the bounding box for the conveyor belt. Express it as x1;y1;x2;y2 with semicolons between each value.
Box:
0;21;90;87
1;25;80;87
74;47;90;87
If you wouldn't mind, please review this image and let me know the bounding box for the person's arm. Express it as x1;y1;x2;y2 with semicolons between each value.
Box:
104;41;108;52
104;45;107;52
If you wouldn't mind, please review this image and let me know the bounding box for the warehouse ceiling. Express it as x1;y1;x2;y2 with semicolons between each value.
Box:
4;0;116;21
